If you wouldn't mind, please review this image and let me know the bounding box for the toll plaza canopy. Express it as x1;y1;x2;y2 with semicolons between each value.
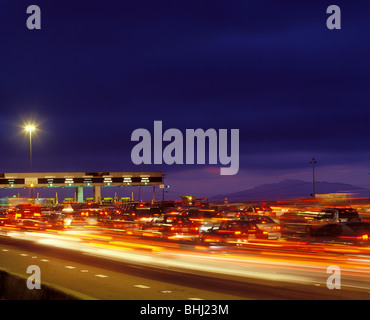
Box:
0;172;163;188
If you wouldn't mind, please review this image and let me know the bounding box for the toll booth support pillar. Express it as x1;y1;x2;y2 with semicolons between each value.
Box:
76;186;84;203
93;185;101;204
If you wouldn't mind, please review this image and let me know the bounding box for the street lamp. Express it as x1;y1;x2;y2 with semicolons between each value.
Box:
24;125;36;173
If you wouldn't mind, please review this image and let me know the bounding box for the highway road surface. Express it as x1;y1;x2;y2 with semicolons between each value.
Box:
2;227;370;300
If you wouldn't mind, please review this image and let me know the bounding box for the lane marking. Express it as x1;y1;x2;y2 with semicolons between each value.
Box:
188;298;204;300
2;249;9;252
95;274;108;278
40;259;50;262
20;253;28;256
134;285;150;289
65;266;76;269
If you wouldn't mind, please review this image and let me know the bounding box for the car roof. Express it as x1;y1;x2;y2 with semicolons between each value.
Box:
344;221;370;226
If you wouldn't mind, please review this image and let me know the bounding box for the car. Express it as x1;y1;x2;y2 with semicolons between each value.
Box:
244;205;275;216
0;209;8;226
214;210;248;222
311;222;370;245
14;204;42;219
244;215;281;239
78;204;110;225
15;219;48;231
307;208;361;234
97;207;124;224
141;214;199;240
279;210;317;235
322;208;361;222
183;209;217;233
44;213;72;229
199;220;266;245
161;207;182;214
244;205;279;223
133;205;162;223
101;214;140;233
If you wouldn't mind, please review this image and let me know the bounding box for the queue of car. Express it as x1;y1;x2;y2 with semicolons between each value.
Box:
1;201;370;247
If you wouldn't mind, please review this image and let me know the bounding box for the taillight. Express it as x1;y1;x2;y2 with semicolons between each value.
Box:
358;234;369;241
234;231;241;235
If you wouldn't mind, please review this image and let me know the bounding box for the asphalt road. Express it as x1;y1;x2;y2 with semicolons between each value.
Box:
0;238;241;300
2;236;370;300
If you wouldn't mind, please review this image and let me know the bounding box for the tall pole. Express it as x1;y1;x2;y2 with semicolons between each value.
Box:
162;173;167;202
30;130;33;199
29;129;33;173
25;125;36;199
309;157;317;197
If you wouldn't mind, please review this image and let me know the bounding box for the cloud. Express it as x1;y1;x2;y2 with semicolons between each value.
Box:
0;0;369;195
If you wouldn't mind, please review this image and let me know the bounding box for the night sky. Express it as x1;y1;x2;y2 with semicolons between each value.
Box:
0;1;369;200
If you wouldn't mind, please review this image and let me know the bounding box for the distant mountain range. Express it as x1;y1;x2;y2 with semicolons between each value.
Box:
209;179;369;202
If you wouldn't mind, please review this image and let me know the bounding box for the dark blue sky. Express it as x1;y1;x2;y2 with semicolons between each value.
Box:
0;1;369;200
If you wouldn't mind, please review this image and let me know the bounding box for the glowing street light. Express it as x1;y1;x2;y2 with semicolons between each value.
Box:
25;125;35;132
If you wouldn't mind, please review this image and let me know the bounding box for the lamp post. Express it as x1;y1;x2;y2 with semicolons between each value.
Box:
309;157;317;197
24;124;36;198
25;125;35;173
162;173;167;202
